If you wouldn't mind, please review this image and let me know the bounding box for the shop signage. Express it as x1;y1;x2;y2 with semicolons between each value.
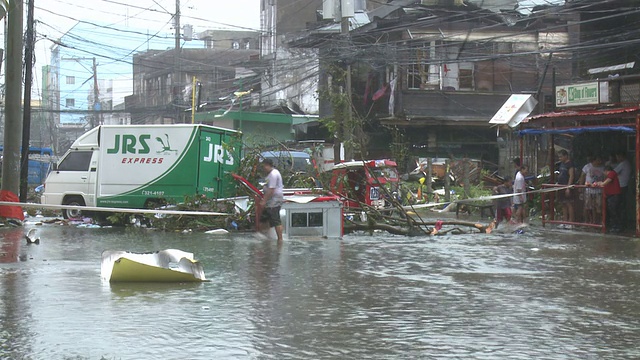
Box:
556;82;600;107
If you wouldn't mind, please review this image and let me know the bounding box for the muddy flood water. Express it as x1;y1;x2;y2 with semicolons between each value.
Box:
1;222;640;359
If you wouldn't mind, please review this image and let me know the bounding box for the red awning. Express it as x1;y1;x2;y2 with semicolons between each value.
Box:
524;107;640;123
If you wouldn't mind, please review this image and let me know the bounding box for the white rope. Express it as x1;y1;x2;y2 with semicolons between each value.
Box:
0;201;231;216
403;185;576;210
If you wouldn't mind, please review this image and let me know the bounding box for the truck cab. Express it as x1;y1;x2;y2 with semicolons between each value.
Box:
41;128;100;218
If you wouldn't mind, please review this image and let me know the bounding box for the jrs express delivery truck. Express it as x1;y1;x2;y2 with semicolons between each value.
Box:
41;124;241;218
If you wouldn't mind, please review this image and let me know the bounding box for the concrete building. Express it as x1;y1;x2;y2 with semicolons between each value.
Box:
259;0;375;115
125;48;259;124
288;0;575;169
259;0;326;114
42;21;207;152
198;30;260;50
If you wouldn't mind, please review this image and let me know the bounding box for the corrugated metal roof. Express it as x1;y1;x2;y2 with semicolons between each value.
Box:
524;107;640;122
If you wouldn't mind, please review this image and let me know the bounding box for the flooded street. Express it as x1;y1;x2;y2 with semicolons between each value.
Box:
1;223;640;359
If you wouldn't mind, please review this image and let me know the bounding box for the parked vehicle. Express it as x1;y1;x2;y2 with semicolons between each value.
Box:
41;124;240;218
329;160;399;210
0;146;54;185
260;150;312;173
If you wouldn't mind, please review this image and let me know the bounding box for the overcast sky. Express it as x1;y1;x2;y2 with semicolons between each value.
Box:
3;0;261;102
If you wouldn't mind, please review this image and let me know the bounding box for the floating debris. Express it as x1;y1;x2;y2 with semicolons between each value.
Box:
101;249;207;283
25;228;40;245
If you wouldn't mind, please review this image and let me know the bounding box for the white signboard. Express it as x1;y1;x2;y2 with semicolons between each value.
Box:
489;94;538;128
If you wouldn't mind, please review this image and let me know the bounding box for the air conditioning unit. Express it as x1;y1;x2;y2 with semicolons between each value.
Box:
323;0;337;19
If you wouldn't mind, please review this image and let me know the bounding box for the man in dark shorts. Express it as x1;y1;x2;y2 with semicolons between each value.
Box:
557;150;576;229
259;159;284;242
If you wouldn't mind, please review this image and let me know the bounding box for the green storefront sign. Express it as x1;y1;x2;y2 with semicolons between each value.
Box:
555;82;600;107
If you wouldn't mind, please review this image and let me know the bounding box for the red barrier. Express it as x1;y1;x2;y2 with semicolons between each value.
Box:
0;190;24;221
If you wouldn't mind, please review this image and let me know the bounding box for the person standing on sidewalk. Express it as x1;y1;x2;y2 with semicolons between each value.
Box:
579;155;605;224
557;150;576;229
614;151;631;229
259;159;284;243
597;165;622;233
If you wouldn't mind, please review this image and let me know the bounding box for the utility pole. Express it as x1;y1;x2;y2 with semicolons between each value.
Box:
175;0;180;52
92;57;101;128
326;0;354;164
174;0;181;123
19;0;35;203
3;0;24;196
341;1;353;162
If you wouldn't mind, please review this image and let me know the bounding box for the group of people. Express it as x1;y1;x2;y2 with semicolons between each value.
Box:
559;150;631;233
492;165;529;228
492;150;631;233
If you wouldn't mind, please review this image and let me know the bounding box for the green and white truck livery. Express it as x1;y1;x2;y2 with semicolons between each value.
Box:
42;124;241;218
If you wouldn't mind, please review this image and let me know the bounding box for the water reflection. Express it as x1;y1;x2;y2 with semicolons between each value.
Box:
0;228;34;359
108;282;204;298
0;224;639;359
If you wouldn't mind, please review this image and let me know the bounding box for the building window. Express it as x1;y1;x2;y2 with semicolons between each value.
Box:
494;42;513;54
205;39;214;48
405;45;441;90
232;41;240;50
406;63;440;90
244;41;251;49
66;76;75;84
407;63;425;90
65;98;75;107
459;68;474;90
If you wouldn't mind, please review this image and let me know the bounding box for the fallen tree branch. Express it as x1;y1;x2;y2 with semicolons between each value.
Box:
411;219;494;233
344;219;495;236
344;221;428;236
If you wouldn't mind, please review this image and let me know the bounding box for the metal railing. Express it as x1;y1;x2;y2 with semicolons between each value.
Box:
541;184;606;233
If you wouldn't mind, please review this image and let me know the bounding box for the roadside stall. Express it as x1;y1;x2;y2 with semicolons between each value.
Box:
519;98;640;235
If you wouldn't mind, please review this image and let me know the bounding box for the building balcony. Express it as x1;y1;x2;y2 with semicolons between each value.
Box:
385;90;512;126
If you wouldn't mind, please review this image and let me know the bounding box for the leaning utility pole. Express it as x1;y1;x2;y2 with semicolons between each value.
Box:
174;0;181;123
341;12;353;162
325;0;354;163
92;57;101;128
19;0;35;203
3;0;24;195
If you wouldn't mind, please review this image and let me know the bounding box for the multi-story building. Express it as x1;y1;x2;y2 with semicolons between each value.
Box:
125;47;259;124
198;30;260;50
43;21;206;151
289;0;575;168
260;0;324;114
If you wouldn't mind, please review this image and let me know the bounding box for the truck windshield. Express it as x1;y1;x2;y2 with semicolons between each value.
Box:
58;151;92;171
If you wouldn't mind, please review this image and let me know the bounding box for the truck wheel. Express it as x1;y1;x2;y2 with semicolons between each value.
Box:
62;197;86;219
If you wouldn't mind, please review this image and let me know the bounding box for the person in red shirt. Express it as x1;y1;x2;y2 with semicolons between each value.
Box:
597;165;622;233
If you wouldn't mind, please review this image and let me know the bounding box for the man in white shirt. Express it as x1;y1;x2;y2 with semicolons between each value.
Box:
260;159;284;242
614;151;631;229
579;155;604;224
513;165;528;224
614;152;631;192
